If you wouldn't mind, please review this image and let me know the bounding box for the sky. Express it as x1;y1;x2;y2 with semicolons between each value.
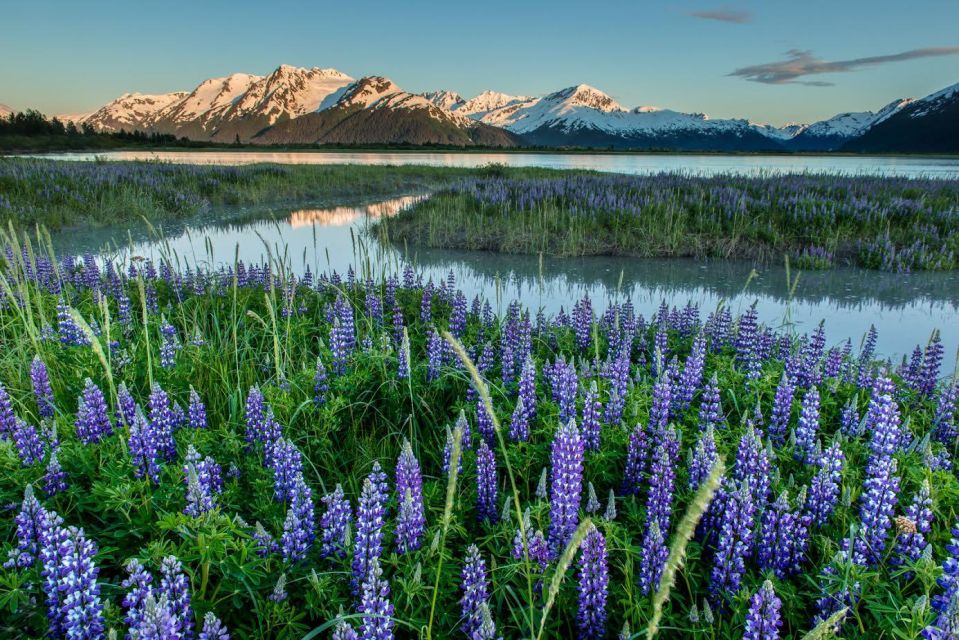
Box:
1;0;957;126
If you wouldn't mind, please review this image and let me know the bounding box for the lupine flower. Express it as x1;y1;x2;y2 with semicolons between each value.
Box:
199;612;230;640
758;491;807;579
688;426;718;491
148;384;178;461
159;555;193;640
41;519;104;640
893;479;934;566
933;383;958;443
710;480;756;599
794;386;821;463
604;349;631;426
549;358;579;425
314;357;329;405
395;440;426;553
623;422;650;495
476;439;499;524
864;372;903;460
806;441;844;526
397;329;411;380
0;381;15;440
442;425;463;475
41;449;67;495
743;580;783;640
4;485;44;569
353;465;388;593
281;473;315;562
638;522;668;596
675;334;706;411
121;558;154;633
320;484;352;559
476;400;495;447
183;463;215;517
159;318;180;368
768;373;794;446
426;328;444;382
253;522;278;558
358;556;394;640
840;400;862;438
581;382;602;450
734;425;771;509
920;331;944;398
57;300;89;346
699;374;724;430
129;408;162;484
75;378;112;444
30;356;55;419
187;387;207;429
461;544;494;639
854;456;900;566
549;420;584;555
116;382;137;429
269;573;288;602
646;426;679;534
585;481;601;514
270;438;304;503
13;418;44;466
509;396;529;442
925;519;959;639
576;523;608;639
736;304;760;380
518;354;537;421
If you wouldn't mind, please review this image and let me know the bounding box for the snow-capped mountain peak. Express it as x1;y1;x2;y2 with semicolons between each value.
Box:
421;90;465;111
548;84;624;112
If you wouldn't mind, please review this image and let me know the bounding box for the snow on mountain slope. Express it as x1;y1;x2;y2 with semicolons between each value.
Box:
159;73;262;124
83;92;188;131
456;90;534;119
421;90;464;111
217;65;354;125
334;77;478;128
907;81;959;118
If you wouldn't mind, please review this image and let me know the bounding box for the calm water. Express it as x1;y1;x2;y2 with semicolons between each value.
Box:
33;150;959;178
55;195;959;364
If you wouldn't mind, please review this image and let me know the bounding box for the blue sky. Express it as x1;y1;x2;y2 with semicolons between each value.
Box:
1;0;957;125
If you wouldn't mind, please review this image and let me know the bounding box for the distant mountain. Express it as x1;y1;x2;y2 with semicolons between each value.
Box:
843;83;959;153
58;65;958;151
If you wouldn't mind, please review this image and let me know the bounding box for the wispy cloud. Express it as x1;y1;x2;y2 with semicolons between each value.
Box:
688;8;752;24
729;47;959;86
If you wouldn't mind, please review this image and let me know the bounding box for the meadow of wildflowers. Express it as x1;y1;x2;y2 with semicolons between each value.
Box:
0;227;958;640
381;173;959;271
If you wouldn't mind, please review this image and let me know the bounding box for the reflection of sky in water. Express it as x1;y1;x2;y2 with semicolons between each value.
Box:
34;150;959;178
58;195;959;364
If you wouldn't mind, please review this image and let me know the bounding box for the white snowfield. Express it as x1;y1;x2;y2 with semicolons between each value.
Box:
60;64;955;144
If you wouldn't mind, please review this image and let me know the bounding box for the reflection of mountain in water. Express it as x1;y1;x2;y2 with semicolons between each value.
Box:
288;195;426;228
404;247;959;312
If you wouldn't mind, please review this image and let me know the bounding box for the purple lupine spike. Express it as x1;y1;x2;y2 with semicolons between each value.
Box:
330;318;349;376
41;519;104;640
794;386;821;463
864;371;903;459
30;356;55;419
426;328;444;382
646;426;679;535
509;396;529;442
159;555;193;640
75;378;112;444
638;522;668;596
395;440;426;553
734;425;771;509
647;370;672;433
391;300;404;345
743;580;783;640
270;438;303;503
549;420;584;556
129;408;162;484
925;519;959;639
40;448;66;495
476;439;499;524
806;440;844;527
13;418;44;466
320;484;352;559
518;354;537;421
281;473;315;562
0;381;15;440
757;491;804;579
57;300;89;346
577;524;608;639
253;522;278;557
420;283;433;324
710;479;756;599
623;422;650;495
121;558;154;633
735;304;760;380
159;318;180;368
689;426;718;491
3;485;44;569
450;291;468;338
116;382;137;429
840;400;862;438
893;479;934;567
603;348;631;427
188;387;207;429
476;399;495;447
550;358;578;425
461;544;494;639
352;466;388;594
581;381;602;450
148;384;177;461
572;295;593;352
183;461;215;518
768;373;794;446
199;612;230;640
921;331;944;397
387;330;406;383
853;456;900;566
442;425;464;475
358;556;394;640
675;334;706;412
699;374;724;430
933;383;959;444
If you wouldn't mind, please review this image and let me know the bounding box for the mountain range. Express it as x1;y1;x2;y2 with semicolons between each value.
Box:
36;65;959;152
